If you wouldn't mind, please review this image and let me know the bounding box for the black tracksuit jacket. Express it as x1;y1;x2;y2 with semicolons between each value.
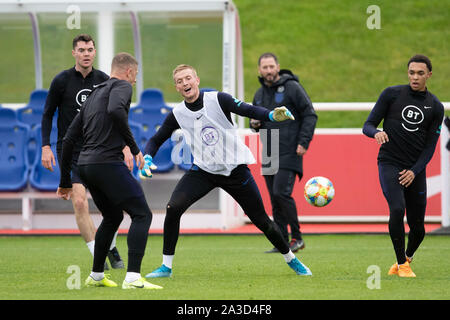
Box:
252;69;317;176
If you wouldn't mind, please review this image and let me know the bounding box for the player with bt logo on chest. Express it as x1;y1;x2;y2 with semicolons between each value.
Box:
363;54;444;278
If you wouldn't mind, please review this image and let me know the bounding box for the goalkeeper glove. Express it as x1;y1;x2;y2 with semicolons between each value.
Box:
269;106;295;122
139;155;157;179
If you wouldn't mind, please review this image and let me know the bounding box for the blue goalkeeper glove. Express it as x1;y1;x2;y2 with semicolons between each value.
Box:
269;106;295;122
139;155;157;179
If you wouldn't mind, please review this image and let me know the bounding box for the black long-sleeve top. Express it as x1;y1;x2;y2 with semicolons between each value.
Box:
59;78;140;188
41;66;109;153
144;91;271;157
363;85;444;175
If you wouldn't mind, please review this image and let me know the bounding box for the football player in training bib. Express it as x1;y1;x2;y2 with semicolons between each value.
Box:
142;64;312;278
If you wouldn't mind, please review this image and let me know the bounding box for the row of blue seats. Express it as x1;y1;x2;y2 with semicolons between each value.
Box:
10;87;216;118
0;108;195;192
0;108;53;191
0;87;218;191
0;105;185;192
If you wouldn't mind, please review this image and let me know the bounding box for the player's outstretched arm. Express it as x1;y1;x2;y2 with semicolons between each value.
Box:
269;106;295;121
144;111;179;157
217;92;295;122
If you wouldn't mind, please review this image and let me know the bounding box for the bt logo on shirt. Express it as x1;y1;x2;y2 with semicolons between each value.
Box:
401;105;424;132
75;88;92;107
201;126;220;146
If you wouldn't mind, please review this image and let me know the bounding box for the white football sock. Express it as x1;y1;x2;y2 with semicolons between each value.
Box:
109;231;118;250
125;272;141;283
90;271;104;281
86;240;95;256
163;255;174;269
282;250;296;263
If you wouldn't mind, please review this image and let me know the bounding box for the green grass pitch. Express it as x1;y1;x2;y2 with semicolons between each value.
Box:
1;234;449;300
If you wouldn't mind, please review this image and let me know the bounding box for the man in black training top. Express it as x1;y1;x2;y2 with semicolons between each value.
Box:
57;53;162;290
41;34;128;268
142;64;312;279
250;53;317;253
363;54;444;278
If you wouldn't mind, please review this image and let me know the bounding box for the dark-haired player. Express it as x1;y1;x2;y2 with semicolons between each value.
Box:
41;34;127;268
251;52;317;253
57;53;162;290
363;54;444;277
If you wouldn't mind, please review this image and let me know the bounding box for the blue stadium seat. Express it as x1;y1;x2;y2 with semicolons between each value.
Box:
151;140;175;172
129;108;174;172
29;89;49;108
16;89;49;129
200;87;217;93
29;125;60;191
200;88;217;92
16;89;51;165
129;90;174;172
0;109;30;191
139;88;167;110
0;108;17;120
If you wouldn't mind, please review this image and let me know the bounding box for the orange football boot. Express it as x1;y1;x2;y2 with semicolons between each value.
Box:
398;261;416;277
388;256;413;276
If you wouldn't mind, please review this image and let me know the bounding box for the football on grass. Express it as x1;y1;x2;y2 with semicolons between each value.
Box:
304;176;335;207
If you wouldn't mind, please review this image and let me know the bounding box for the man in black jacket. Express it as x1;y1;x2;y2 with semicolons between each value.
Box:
41;34;126;269
57;53;162;290
250;53;317;253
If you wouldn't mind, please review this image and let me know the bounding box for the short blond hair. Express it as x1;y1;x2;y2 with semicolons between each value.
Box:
111;52;138;73
172;64;197;81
